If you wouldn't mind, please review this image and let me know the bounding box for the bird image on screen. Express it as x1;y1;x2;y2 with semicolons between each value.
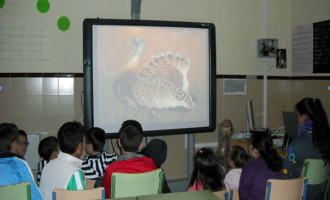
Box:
83;19;216;138
113;36;195;115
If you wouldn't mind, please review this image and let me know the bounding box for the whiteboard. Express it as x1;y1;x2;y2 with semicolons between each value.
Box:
25;132;47;170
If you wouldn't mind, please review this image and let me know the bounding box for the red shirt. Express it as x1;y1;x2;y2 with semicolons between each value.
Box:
103;155;158;198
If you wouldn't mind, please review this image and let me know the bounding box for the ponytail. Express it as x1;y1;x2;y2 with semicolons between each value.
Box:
251;130;283;171
296;98;330;164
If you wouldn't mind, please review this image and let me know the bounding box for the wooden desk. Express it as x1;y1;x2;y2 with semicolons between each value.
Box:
137;190;222;200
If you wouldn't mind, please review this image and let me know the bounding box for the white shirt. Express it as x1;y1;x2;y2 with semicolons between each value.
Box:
224;168;242;192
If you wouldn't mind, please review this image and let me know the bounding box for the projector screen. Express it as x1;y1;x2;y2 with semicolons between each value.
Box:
83;19;216;138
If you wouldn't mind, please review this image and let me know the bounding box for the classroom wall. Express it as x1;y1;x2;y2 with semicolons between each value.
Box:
0;0;329;182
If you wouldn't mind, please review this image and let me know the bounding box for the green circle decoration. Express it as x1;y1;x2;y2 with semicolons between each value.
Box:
0;0;5;9
37;0;50;13
57;16;70;31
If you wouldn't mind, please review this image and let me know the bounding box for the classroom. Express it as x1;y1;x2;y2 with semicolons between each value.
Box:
0;0;329;199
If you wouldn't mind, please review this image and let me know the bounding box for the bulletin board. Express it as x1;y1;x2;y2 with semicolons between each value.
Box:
0;0;129;73
25;132;41;170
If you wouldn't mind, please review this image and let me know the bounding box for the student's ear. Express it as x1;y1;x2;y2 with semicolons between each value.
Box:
74;143;83;158
50;150;59;160
138;142;143;151
10;140;18;154
117;139;122;148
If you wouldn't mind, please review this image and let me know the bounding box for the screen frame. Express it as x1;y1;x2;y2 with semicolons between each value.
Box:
83;18;216;139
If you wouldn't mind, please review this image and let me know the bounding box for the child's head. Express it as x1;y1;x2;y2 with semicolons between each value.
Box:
249;130;283;171
57;121;84;158
189;147;223;192
228;145;249;169
0;123;19;153
38;136;59;160
14;130;28;158
249;130;272;158
85;127;105;155
118;119;143;153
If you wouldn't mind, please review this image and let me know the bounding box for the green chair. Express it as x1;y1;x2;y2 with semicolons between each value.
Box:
0;181;31;200
301;158;330;199
323;168;330;200
111;168;163;199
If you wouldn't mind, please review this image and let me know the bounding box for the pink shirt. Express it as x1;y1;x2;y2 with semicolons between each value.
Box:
224;168;242;192
188;179;203;191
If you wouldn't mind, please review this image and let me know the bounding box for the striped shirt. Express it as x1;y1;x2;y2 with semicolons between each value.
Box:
37;160;49;186
81;152;118;179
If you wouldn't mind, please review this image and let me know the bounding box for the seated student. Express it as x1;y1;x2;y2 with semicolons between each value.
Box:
223;145;249;192
81;127;118;185
139;138;171;193
103;120;158;198
0;123;43;200
187;148;224;195
281;98;330;200
216;119;235;176
39;121;85;200
37;136;59;186
10;129;29;159
239;130;283;200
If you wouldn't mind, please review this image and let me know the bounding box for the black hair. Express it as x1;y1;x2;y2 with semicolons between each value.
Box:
38;136;58;160
85;127;105;152
296;97;330;163
19;130;27;137
118;120;143;152
57;121;84;154
229;145;250;168
188;148;223;192
251;130;283;171
140;139;167;167
0;123;19;153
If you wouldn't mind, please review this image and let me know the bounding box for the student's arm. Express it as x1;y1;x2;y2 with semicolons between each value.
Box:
67;171;85;190
281;144;297;179
21;160;43;200
81;157;100;179
103;166;114;198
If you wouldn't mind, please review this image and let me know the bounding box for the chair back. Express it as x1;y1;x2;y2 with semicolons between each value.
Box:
265;177;308;200
0;181;31;200
301;158;330;185
230;188;239;200
213;189;228;200
111;168;163;198
323;169;330;200
52;187;105;200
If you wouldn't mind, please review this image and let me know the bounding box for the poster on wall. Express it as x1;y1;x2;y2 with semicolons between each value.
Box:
257;39;278;58
292;20;330;73
276;49;287;69
292;24;313;73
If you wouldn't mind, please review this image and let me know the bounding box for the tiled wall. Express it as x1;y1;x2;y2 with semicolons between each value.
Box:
0;74;329;181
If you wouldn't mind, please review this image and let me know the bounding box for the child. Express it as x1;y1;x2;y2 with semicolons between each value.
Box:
39;121;85;200
239;130;283;200
0;123;43;200
187;148;224;193
217;119;235;176
103;120;158;198
37;136;59;186
10;129;29;159
81;127;117;182
223;145;249;192
281;97;330;199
